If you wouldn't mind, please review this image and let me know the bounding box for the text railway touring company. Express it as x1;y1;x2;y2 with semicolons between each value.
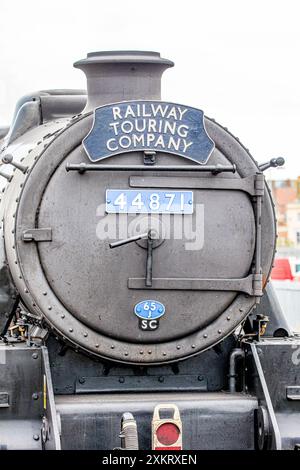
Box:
105;103;194;154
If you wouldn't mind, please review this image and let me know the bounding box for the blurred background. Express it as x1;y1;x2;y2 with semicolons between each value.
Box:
0;0;299;328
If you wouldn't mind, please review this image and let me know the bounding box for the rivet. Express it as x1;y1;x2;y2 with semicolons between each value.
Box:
32;353;38;360
176;345;181;350
32;303;36;307
124;352;128;356
218;329;222;334
61;314;65;319
32;392;39;400
111;345;115;349
191;344;196;349
42;292;47;296
69;328;73;332
239;308;244;313
203;334;208;338
158;376;164;383
83;333;88;337
95;344;99;348
24;289;28;293
163;352;167;356
33;434;40;441
148;350;152;354
227;316;231;321
48;306;52;311
119;377;125;383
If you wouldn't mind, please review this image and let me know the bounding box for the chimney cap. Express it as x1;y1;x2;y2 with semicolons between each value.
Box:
74;50;174;68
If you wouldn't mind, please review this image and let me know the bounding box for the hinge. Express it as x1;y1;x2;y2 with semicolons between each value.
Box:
286;386;300;401
252;273;263;296
22;228;52;242
254;173;265;196
143;150;156;165
0;392;9;408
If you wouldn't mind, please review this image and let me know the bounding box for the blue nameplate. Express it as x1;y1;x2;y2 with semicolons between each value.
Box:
83;101;215;164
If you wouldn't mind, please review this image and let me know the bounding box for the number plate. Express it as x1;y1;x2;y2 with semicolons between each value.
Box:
106;190;193;214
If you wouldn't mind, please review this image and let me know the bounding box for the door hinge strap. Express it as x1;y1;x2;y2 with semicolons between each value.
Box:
22;228;52;242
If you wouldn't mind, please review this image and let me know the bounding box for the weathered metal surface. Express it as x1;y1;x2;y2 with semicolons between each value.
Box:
74;51;173;112
1;112;275;364
0;48;297;451
82;101;215;164
0;344;43;449
22;228;52;242
75;375;208;393
55;392;258;450
246;338;300;450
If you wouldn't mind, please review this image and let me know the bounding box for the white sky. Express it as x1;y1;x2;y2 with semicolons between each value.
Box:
0;0;299;179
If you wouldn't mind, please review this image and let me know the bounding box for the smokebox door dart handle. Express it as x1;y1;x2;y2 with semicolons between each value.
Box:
109;232;149;249
109;230;156;287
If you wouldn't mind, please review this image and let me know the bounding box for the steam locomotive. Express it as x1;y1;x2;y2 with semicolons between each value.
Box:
0;50;299;450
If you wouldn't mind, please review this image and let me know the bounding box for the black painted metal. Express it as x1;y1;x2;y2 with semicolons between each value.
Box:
66;163;237;173
0;49;297;451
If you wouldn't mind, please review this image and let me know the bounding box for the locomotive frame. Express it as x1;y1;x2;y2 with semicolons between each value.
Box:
0;50;299;451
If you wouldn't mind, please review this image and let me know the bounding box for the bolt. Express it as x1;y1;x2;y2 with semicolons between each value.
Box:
32;392;39;400
33;434;40;441
119;377;125;383
198;375;204;381
158;376;164;383
78;377;85;384
32;353;38;360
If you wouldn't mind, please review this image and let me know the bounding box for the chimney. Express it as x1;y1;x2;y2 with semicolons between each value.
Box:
73;50;174;112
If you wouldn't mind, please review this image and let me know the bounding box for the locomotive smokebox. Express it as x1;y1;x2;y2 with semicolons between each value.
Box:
74;51;174;111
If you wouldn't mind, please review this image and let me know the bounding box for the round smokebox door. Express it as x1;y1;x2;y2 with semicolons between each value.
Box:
11;116;275;364
36;152;255;343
